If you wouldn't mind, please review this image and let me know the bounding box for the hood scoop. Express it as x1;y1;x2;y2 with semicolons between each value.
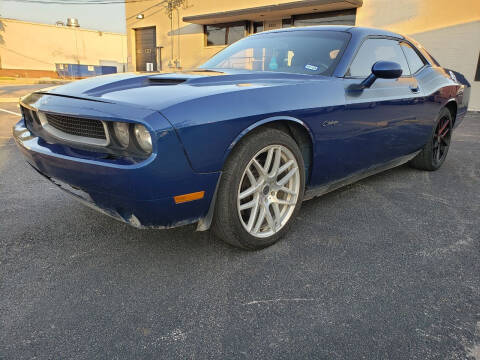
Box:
148;77;187;85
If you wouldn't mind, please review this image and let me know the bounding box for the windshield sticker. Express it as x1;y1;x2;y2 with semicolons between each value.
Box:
269;57;279;71
305;64;318;71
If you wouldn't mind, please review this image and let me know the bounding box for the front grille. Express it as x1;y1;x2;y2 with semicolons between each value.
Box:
45;113;106;140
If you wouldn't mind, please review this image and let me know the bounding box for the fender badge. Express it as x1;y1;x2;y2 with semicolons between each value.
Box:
322;120;339;127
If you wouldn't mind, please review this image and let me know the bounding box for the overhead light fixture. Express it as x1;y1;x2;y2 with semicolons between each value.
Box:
136;14;144;19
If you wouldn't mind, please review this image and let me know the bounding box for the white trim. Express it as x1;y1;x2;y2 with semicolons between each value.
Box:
0;108;21;116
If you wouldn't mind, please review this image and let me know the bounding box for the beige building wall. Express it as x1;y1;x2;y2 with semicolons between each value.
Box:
126;0;325;71
126;0;480;109
0;18;128;73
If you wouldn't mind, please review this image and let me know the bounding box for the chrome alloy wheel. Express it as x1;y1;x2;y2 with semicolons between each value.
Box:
237;144;301;238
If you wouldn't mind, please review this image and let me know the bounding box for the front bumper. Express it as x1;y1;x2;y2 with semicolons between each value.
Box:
13;115;220;229
28;163;197;229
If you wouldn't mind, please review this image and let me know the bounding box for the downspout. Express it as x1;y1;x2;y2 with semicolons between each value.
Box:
170;12;174;66
176;7;181;68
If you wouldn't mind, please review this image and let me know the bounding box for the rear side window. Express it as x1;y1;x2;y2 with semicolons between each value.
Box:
347;38;410;77
400;42;426;74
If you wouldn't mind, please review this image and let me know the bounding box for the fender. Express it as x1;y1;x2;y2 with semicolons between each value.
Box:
196;116;315;232
222;115;315;166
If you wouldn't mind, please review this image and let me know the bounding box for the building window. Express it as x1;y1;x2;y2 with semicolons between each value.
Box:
282;18;292;28
293;9;356;27
252;21;264;34
205;22;247;46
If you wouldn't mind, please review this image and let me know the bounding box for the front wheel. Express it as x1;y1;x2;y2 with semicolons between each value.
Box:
410;107;453;171
212;128;305;250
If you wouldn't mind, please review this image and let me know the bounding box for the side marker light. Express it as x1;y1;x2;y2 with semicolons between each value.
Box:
174;191;205;204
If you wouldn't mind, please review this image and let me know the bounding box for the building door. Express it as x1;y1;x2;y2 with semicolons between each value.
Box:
135;27;157;72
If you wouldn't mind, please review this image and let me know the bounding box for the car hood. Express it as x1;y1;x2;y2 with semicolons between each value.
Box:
41;70;330;112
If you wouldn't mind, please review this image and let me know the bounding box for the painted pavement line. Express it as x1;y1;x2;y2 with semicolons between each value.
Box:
0;108;21;116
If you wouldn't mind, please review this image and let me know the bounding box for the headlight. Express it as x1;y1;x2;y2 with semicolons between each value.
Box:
113;122;129;148
134;124;152;153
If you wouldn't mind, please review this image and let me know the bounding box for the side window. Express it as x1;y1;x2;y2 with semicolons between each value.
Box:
348;38;411;78
400;42;426;74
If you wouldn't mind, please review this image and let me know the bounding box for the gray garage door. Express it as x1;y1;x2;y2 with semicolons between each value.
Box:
135;27;157;72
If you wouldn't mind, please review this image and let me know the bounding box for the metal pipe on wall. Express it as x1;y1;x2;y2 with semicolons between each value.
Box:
176;7;181;68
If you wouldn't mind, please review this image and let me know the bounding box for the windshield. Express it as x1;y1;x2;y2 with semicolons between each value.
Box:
200;30;350;76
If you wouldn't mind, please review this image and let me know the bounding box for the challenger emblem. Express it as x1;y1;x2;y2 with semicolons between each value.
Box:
322;120;339;127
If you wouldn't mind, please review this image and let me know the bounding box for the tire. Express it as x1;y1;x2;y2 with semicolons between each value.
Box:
212;127;305;250
409;107;453;171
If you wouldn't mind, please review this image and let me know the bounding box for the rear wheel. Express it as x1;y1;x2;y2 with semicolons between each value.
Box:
212;128;305;250
409;108;453;171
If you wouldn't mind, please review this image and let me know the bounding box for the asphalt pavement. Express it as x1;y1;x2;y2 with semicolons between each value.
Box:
0;84;61;99
0;85;479;359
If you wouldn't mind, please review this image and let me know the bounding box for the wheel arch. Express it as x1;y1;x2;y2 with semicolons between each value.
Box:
444;100;458;126
223;116;315;183
197;117;314;233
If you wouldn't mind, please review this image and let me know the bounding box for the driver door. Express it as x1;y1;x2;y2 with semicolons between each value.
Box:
337;37;425;176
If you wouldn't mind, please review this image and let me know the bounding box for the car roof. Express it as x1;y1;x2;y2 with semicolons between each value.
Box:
260;25;404;39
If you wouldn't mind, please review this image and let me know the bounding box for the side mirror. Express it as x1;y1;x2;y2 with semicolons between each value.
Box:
361;61;403;88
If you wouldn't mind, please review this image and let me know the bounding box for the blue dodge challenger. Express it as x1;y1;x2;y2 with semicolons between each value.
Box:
14;26;471;249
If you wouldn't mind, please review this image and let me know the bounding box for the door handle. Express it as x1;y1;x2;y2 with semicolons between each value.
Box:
409;85;420;93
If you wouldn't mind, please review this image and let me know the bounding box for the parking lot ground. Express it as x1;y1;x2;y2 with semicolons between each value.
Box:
0;83;64;99
0;90;479;359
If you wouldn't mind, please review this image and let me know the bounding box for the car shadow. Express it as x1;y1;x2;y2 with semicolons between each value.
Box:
71;162;417;256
